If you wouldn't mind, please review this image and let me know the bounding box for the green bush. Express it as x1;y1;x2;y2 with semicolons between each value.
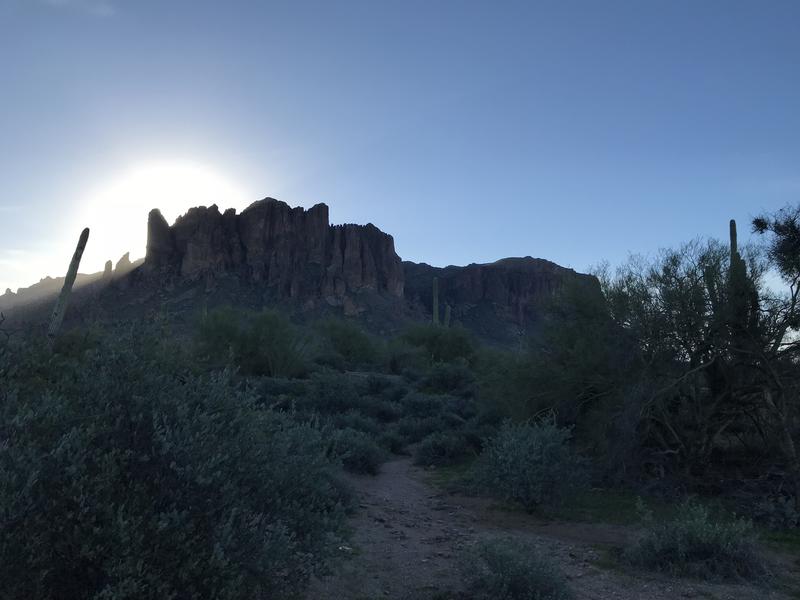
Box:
302;371;362;413
364;397;404;422
196;307;309;377
331;410;382;436
378;430;408;455
414;431;472;467
315;318;382;370
402;391;443;417
471;420;589;511
327;428;387;475
419;360;476;397
0;333;346;600
255;376;308;409
623;501;770;581
752;495;799;530
394;415;449;444
401;324;475;365
461;537;572;600
385;338;428;375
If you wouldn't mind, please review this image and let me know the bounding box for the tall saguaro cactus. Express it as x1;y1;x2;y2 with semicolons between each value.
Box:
727;219;760;350
47;228;90;343
432;276;440;326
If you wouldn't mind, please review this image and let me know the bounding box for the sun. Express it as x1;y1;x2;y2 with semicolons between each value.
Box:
77;161;252;273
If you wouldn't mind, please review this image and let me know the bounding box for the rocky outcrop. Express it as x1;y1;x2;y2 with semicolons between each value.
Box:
102;260;113;281
144;198;404;308
404;257;602;340
113;252;139;277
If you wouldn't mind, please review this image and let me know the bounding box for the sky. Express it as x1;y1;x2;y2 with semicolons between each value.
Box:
1;0;799;293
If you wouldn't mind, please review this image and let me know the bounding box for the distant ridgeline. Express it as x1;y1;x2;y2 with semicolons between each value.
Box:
0;198;600;343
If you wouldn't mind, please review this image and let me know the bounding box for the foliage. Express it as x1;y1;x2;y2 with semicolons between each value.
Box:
567;235;800;489
378;429;407;454
393;415;449;444
471;420;589;511
0;332;345;600
330;410;382;436
196;307;309;377
414;431;472;467
326;428;387;475
460;537;573;600
475;348;534;422
314;317;382;370
384;337;428;376
752;495;800;530
418;359;476;397
401;324;475;365
623;501;770;582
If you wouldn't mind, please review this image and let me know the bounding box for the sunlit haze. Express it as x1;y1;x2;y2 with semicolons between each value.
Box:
76;161;251;273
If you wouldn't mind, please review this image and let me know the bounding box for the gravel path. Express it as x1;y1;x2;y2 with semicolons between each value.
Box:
306;458;798;600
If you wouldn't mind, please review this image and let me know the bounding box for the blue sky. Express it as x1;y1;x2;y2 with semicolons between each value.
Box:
1;0;799;292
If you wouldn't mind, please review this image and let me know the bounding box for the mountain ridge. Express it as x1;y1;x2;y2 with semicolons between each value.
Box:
0;198;600;343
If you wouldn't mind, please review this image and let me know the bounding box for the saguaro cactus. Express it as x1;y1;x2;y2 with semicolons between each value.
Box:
727;219;760;348
432;276;440;326
443;303;451;328
47;227;90;342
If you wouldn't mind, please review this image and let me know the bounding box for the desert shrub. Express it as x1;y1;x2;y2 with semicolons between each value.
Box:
401;324;475;365
414;431;472;466
475;348;537;421
461;413;501;452
461;537;572;600
378;430;408;455
315;318;382;369
365;373;394;394
378;379;410;404
255;376;309;409
385;338;428;375
419;360;476;397
303;371;363;413
623;501;770;581
402;392;443;417
314;349;347;371
0;333;346;600
365;397;404;422
471;420;589;511
752;495;799;530
327;428;387;475
196;307;309;377
394;415;448;443
331;410;382;436
50;325;104;357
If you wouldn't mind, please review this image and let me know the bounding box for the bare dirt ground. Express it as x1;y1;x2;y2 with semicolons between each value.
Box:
306;458;800;600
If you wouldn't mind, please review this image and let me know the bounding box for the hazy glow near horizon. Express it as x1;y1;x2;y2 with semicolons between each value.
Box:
76;161;251;274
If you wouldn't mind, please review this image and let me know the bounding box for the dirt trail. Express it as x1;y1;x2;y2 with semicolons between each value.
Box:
306;458;796;600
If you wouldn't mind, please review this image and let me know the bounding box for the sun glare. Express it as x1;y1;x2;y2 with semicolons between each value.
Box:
77;161;252;273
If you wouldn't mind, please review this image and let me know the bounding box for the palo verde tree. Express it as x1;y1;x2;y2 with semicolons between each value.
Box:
750;205;800;509
599;230;769;482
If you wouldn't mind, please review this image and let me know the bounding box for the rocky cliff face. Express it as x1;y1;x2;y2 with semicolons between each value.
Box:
143;198;404;312
404;257;602;341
